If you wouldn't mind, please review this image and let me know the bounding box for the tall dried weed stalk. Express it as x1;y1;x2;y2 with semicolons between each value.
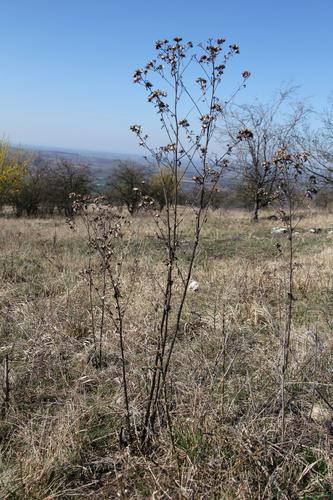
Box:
130;37;250;446
272;148;317;440
69;196;135;442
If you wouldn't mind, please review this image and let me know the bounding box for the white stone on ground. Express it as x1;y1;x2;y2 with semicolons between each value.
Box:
188;280;199;292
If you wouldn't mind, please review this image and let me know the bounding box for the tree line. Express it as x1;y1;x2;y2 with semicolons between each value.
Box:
0;144;92;216
1;89;332;219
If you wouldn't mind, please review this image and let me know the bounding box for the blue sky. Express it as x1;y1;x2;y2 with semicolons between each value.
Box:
1;0;332;154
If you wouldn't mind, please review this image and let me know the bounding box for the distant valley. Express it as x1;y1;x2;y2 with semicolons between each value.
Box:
19;145;235;190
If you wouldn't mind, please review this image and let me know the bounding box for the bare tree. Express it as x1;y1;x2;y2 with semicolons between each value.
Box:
105;161;148;215
222;89;308;220
48;159;93;216
300;97;333;185
12;156;50;216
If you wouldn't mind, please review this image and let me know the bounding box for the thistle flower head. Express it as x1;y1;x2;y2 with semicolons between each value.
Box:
237;128;253;140
229;44;240;54
130;124;142;134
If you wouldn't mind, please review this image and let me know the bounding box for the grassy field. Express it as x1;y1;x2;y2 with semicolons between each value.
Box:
0;208;332;498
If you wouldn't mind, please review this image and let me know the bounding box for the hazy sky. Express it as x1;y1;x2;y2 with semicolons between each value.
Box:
1;0;333;154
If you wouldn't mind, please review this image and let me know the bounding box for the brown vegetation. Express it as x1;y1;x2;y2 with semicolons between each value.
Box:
0;209;332;498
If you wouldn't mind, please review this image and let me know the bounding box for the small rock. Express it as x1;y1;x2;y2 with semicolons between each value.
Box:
271;227;287;234
188;280;199;292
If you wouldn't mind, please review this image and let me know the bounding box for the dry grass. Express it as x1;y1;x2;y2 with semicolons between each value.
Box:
0;209;332;498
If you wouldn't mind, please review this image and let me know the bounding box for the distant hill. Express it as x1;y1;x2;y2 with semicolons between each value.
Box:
19;146;144;188
17;145;236;190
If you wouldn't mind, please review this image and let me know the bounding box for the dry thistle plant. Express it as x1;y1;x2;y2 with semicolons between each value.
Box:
131;37;251;446
68;194;135;443
271;148;318;441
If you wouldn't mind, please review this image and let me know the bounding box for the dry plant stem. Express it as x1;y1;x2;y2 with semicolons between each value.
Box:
147;149;221;442
140;59;180;440
272;149;310;442
87;255;98;356
162;382;182;481
115;295;132;443
2;354;10;418
310;325;318;417
162;69;218;383
70;199;132;442
220;311;227;418
144;265;173;437
99;265;107;368
149;70;188;433
96;243;132;442
143;76;210;441
281;202;294;443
